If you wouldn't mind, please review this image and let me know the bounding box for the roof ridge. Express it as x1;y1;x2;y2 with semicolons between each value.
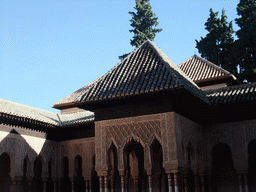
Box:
146;40;201;89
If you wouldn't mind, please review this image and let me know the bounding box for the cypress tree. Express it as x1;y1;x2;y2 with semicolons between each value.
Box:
119;0;162;60
196;8;236;74
235;0;256;81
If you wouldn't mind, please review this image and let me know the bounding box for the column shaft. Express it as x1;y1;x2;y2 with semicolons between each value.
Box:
148;175;152;192
72;180;75;192
104;176;109;192
100;177;104;192
199;174;205;192
85;180;88;192
174;173;179;192
89;180;92;192
238;174;243;192
121;175;125;192
43;180;47;192
167;174;173;192
244;174;248;192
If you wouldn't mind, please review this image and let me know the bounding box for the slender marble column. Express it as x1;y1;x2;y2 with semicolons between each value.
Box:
183;174;188;192
238;174;243;192
121;175;125;192
53;180;57;192
89;180;92;192
27;177;33;192
85;180;88;192
71;180;75;192
207;175;211;192
148;175;152;192
100;177;104;192
104;176;109;192
43;180;47;192
174;173;179;192
10;180;23;192
244;174;248;192
167;173;173;192
194;175;200;192
199;174;205;192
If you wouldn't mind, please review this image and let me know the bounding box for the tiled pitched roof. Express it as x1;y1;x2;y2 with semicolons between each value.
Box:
0;99;59;126
0;99;94;128
54;40;209;108
204;83;256;105
178;55;237;83
58;111;94;127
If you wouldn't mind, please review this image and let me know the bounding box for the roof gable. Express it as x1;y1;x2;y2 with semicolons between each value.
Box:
178;55;237;83
54;40;209;109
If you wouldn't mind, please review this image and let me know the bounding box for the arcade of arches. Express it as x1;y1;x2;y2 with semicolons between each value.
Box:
1;112;256;192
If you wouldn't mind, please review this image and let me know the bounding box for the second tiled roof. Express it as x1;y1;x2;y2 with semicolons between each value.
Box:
204;83;256;105
53;40;210;108
178;55;236;83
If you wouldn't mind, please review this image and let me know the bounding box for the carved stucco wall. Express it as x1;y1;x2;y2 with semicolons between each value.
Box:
204;119;256;172
174;113;204;174
0;123;58;179
59;137;95;180
95;112;181;175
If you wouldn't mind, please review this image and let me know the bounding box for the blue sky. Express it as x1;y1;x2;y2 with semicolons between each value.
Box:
1;0;240;113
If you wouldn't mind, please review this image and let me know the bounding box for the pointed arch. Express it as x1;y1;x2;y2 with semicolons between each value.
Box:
107;137;119;151
33;156;43;192
211;143;239;192
121;133;145;151
0;152;12;192
124;140;145;192
61;156;71;192
74;155;85;192
148;133;162;148
150;139;167;192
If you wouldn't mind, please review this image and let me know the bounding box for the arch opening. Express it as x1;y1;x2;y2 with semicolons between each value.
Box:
33;156;43;192
46;159;54;192
91;155;99;192
61;156;71;192
0;153;11;192
151;139;167;192
74;155;85;192
108;144;120;192
211;143;239;192
124;140;145;192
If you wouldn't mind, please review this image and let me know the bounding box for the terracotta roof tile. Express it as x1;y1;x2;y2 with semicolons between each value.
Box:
204;83;256;105
54;40;209;108
178;55;237;83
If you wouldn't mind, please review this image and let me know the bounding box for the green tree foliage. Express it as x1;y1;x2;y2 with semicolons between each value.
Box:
119;0;162;60
235;0;256;81
196;8;237;75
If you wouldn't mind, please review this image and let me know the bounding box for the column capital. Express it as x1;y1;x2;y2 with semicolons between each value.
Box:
10;176;23;182
145;168;152;176
97;170;108;177
118;169;125;176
